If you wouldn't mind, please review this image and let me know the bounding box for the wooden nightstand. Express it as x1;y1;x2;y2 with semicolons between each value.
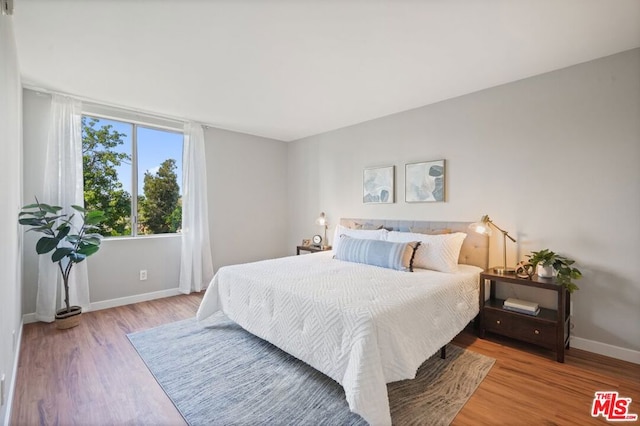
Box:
296;245;332;255
479;270;570;362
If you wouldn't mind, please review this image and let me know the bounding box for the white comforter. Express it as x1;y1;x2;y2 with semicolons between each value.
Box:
197;251;481;425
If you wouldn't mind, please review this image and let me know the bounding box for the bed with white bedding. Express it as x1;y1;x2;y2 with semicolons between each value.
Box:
196;219;488;425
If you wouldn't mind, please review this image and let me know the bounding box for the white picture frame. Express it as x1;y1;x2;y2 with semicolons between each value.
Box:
363;165;395;204
405;160;445;202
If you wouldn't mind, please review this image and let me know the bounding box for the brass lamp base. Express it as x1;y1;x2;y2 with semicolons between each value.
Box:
493;267;516;275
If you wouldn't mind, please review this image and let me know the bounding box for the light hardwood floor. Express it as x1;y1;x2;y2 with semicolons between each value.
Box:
10;293;640;425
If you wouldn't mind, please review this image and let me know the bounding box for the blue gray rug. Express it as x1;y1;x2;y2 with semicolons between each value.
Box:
127;314;494;426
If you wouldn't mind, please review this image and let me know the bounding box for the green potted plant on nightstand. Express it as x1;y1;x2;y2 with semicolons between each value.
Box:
526;248;582;293
18;198;104;329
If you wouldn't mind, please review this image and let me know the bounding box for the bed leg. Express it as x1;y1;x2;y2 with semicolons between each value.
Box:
440;345;446;359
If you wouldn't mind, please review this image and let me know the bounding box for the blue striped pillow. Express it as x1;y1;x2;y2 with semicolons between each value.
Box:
335;236;420;272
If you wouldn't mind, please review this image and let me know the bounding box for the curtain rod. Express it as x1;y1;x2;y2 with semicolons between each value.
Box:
22;83;217;130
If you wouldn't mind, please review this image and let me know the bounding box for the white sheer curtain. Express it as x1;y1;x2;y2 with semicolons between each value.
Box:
36;95;90;322
179;122;214;294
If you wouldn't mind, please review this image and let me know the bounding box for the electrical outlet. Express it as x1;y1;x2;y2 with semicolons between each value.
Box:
570;301;574;316
139;270;148;281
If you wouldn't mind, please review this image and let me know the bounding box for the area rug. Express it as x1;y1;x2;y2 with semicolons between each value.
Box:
127;314;494;426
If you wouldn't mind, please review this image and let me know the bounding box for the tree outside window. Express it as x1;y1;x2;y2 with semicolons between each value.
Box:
81;115;183;237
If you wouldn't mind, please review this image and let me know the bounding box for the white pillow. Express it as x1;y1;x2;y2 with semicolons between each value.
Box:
386;231;467;273
332;224;388;254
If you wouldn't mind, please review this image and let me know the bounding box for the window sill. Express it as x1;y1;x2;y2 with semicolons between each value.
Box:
103;233;181;242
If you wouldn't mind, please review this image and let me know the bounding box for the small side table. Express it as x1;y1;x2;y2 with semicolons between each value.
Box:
296;245;332;255
479;270;570;362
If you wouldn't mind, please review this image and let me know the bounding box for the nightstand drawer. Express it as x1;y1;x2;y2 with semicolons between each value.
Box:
484;309;556;349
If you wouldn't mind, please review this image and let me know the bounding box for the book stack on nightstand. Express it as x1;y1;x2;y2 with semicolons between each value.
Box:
503;298;540;316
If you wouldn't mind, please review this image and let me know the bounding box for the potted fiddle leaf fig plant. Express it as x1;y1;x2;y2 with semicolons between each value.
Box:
19;198;104;329
526;248;582;294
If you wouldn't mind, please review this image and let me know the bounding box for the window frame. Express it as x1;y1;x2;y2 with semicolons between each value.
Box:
81;105;184;239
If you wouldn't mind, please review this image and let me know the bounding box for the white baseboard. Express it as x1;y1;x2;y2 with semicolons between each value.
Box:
22;288;182;324
3;318;23;426
571;336;640;365
89;288;182;312
21;312;36;325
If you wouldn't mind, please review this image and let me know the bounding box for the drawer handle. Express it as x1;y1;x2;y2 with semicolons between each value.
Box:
534;329;540;335
496;320;501;325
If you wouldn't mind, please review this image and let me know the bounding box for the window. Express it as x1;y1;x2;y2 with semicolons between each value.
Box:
82;115;183;237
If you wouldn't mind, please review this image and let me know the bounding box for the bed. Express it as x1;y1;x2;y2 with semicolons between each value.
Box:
196;219;488;425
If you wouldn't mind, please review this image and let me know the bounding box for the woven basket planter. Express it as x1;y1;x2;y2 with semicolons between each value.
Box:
55;306;82;330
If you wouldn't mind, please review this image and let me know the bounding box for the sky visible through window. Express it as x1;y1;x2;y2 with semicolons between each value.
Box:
93;117;183;196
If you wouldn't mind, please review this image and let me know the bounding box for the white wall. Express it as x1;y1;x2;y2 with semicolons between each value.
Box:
287;49;640;357
21;90;49;313
0;13;23;425
22;89;289;315
86;235;182;303
204;126;289;270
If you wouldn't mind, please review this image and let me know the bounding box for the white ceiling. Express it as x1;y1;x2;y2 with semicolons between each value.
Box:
13;0;640;142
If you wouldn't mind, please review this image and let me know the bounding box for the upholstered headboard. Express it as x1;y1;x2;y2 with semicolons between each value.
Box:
340;218;489;270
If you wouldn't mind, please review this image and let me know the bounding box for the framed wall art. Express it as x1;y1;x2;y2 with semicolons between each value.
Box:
405;160;445;202
363;165;395;204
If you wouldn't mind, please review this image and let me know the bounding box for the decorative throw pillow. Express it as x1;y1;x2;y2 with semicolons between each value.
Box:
332;224;388;254
386;231;467;273
335;236;420;272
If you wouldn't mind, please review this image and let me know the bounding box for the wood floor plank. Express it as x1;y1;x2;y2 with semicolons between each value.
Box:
10;293;640;425
452;332;640;425
11;294;201;426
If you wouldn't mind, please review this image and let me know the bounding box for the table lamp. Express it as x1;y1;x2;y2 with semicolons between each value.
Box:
315;212;328;249
469;215;516;275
